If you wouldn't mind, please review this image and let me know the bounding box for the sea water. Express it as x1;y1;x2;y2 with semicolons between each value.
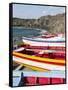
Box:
13;27;47;45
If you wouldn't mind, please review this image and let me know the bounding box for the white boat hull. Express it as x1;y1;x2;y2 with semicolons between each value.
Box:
23;37;65;47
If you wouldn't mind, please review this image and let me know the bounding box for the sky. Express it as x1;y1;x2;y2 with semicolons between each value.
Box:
13;4;65;19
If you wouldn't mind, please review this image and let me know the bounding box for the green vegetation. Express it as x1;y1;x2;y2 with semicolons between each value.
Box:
13;13;65;34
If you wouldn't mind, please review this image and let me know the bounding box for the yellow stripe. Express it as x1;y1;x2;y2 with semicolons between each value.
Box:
13;52;65;63
13;61;49;71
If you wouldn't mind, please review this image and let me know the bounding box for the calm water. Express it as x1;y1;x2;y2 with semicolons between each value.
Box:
13;27;47;45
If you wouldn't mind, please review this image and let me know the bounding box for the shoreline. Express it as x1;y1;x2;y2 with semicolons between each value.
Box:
13;26;47;31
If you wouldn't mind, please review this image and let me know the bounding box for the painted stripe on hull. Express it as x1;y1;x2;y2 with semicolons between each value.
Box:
24;46;65;51
13;54;65;66
23;37;65;42
13;52;65;63
26;49;65;54
13;61;50;71
23;39;65;47
13;71;65;78
13;56;65;71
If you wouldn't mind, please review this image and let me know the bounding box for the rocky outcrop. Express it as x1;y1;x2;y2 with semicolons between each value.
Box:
13;13;65;34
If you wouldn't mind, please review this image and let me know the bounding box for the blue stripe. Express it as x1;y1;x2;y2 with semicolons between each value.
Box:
13;70;65;78
23;38;65;43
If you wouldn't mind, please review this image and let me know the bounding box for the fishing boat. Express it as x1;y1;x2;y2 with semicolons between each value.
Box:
13;62;65;86
13;70;65;86
22;33;65;51
13;47;65;71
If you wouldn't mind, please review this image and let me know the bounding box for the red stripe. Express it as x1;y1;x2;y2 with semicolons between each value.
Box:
44;56;65;60
13;53;65;66
40;57;65;60
27;49;65;54
35;54;65;60
25;46;65;50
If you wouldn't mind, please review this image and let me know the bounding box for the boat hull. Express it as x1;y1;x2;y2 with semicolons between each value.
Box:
23;37;65;47
13;52;65;71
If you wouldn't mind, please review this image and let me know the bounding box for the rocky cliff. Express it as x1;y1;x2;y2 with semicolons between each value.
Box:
13;13;65;34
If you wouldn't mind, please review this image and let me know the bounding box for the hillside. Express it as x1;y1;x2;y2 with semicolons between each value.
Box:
12;13;65;34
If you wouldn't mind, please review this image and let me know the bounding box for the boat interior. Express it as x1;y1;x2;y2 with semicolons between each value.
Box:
16;48;65;60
